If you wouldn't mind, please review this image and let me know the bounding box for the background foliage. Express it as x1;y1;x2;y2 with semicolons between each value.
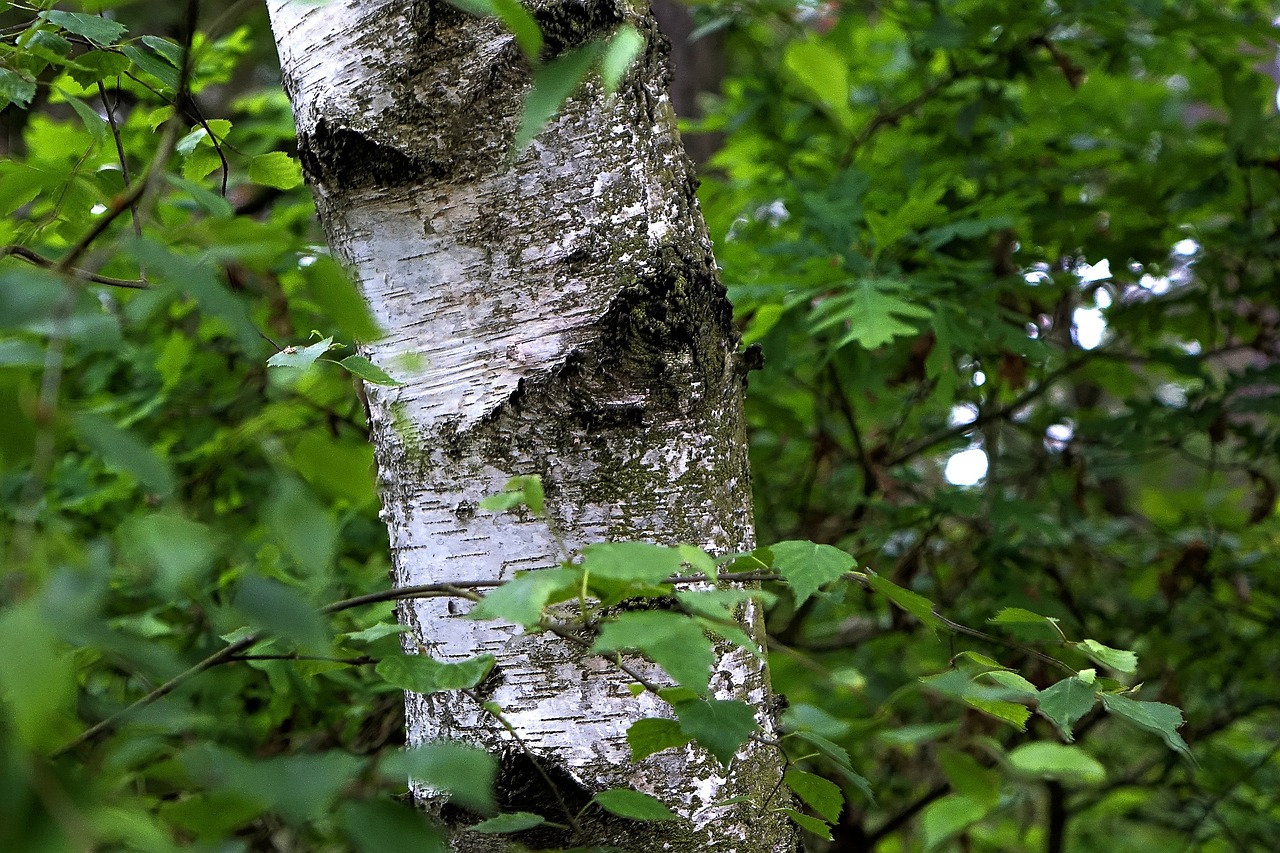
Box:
1;0;1278;850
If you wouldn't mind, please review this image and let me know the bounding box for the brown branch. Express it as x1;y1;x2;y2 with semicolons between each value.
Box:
1;245;149;289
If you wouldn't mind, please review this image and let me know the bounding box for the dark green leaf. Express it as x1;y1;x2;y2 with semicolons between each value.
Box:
233;575;330;653
769;540;854;605
591;788;679;822
784;768;843;823
72;411;176;496
339;799;447;853
42;10;127;45
1007;743;1106;785
376;653;496;694
673;698;757;767
866;573;946;631
1100;694;1194;763
467;567;579;627
382;742;497;814
1074;639;1138;674
626;717;690;761
467;812;546;834
594;611;713;694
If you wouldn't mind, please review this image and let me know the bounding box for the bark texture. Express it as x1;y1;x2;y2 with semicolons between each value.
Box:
267;1;792;849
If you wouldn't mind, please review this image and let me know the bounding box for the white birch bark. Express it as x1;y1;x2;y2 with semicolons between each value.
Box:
267;1;793;849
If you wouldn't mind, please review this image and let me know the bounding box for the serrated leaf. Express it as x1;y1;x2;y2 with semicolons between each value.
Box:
1100;694;1194;762
867;573;946;630
0;69;37;110
988;607;1065;641
176;127;208;156
784;768;843;823
249;151;303;189
42;10;127;45
376;653;495;694
592;788;679;822
59;91;106;142
1007;742;1105;785
594;611;713;694
268;337;334;370
964;696;1030;730
788;731;874;802
467;812;545;834
1074;639;1138;674
339;354;402;386
627;717;690;761
783;808;833;840
980;670;1040;697
467;567;579;627
769;540;854;605
1037;675;1098;741
673;698;757;767
121;44;180;90
581;541;684;584
140;35;184;68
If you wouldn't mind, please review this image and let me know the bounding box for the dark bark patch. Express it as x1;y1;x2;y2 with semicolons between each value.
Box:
299;118;442;192
534;0;625;57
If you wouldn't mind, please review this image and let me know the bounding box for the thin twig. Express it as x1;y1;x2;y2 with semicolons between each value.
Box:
1;245;149;289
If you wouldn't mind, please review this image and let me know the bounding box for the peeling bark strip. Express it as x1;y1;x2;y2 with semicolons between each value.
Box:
268;1;793;848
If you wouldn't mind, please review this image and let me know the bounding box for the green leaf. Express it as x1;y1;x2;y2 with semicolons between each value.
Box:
467;567;578;627
592;788;680;822
0;69;36;110
1074;639;1138;674
769;540;854;605
677;544;717;580
140;35;184;68
980;670;1040;698
921;794;990;850
491;0;542;62
627;717;691;761
788;731;874;803
268;337;335;370
581;541;685;584
964;696;1031;731
72;411;176;496
866;573;946;631
381;742;497;814
467;812;546;834
1037;674;1099;741
234;752;364;825
1100;693;1194;762
42;10;127;45
125;513;219;594
784;768;843;823
376;653;496;694
810;281;933;351
339;799;447;853
594;611;714;694
938;749;1000;806
1007;742;1106;785
988;607;1065;641
480;475;545;515
339;354;402;386
0;601;76;750
342;622;410;643
249;151;304;190
783;39;852;128
302;256;381;341
59;91;106;142
673;698;758;767
121;44;180;90
515;42;602;150
65;49;130;87
600;25;644;94
783;808;833;839
233;575;330;653
264;478;338;574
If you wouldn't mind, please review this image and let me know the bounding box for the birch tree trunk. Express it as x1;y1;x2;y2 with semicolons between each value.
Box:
267;2;793;849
